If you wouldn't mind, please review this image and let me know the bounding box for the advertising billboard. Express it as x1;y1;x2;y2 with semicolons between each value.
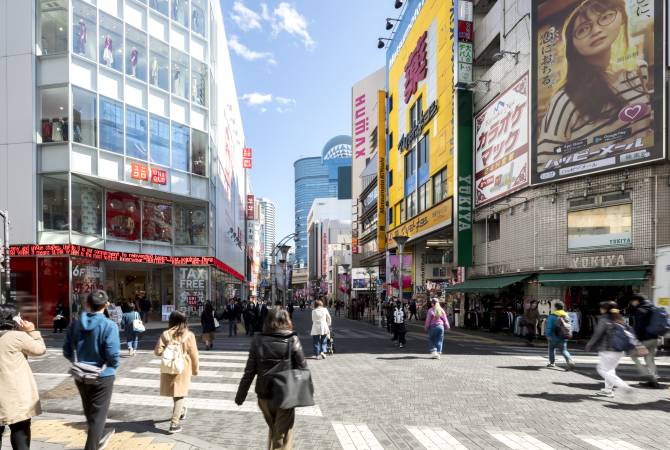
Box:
475;73;529;206
352;267;380;290
531;0;663;183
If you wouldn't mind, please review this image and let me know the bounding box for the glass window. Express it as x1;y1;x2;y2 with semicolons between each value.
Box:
71;178;102;236
106;192;141;240
126;106;148;160
149;39;170;91
171;123;190;171
40;87;68;143
191;129;207;176
191;60;207;106
100;96;124;153
432;168;447;204
38;0;67;55
73;0;96;60
175;204;208;246
404;148;415;179
149;0;169;16
99;13;123;72
143;200;173;242
418;134;429;168
172;49;189;99
191;0;206;36
388;169;393;186
126;26;147;81
41;176;68;231
172;0;189;28
150;114;170;166
418;182;428;213
567;203;632;251
400;200;405;224
72;87;96;146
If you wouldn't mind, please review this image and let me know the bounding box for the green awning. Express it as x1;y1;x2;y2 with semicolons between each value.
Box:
445;274;530;293
538;270;648;287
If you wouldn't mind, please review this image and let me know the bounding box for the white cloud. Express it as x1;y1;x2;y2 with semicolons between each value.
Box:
230;1;262;31
272;2;315;49
241;92;296;113
228;35;277;64
260;3;272;21
241;92;273;106
275;96;296;106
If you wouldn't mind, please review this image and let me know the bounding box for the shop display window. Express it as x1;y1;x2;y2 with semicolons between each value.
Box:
126;106;148;160
71;258;104;315
38;0;67;55
73;0;97;60
40;87;69;143
191;129;207;176
172;0;189;28
149;0;169;16
171;49;189;99
73;87;97;146
171;123;190;172
37;258;70;329
143;200;173;242
10;258;37;325
149;39;169;91
191;0;206;37
71;177;103;236
99;13;123;72
41;176;69;231
100;96;124;153
106;191;141;240
175;204;207;246
150;114;170;166
126;26;147;81
191;60;207;106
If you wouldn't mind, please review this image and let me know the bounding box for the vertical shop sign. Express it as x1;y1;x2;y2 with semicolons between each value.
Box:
246;194;255;220
377;90;387;251
455;0;474;85
242;147;252;169
455;89;473;267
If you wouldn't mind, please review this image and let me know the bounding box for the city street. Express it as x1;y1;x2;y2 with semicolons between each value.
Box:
8;309;670;450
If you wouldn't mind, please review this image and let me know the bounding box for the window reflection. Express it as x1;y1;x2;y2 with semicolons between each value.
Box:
191;0;206;36
126;106;148;160
100;96;124;153
72;178;102;236
150;115;170;166
172;49;189;99
150;39;169;91
172;0;189;28
38;0;67;55
171;123;190;171
42;176;69;231
143;201;173;242
175;204;208;246
72;87;96;146
149;0;169;16
192;129;207;176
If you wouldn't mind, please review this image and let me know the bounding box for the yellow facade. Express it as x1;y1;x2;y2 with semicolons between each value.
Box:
386;0;454;244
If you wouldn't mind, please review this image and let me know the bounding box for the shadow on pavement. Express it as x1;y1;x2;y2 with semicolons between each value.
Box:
104;418;173;435
497;365;545;371
603;399;670;412
553;382;603;390
518;392;597;403
375;356;434;360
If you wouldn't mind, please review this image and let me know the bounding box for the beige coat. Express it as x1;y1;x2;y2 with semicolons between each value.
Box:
0;330;47;425
154;328;199;397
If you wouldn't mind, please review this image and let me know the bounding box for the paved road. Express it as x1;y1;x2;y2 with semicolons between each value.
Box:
4;309;670;449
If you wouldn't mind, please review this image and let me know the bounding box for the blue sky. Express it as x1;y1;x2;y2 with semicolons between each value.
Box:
220;0;397;240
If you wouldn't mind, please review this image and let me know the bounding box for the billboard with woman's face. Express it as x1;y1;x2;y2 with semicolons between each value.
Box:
532;0;663;183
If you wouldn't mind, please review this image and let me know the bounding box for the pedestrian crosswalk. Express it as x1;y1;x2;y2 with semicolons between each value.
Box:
490;431;556;450
406;426;468;450
299;328;387;339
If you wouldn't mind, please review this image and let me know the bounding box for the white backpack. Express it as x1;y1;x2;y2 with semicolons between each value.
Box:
160;336;185;375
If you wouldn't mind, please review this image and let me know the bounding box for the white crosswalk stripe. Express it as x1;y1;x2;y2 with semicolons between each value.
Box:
116;377;243;392
148;359;245;368
581;437;645;450
490;431;556;450
198;354;248;361
332;423;384;450
130;367;242;378
407;426;468;450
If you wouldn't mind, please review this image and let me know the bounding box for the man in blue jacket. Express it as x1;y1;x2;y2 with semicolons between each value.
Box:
64;290;120;450
545;302;576;370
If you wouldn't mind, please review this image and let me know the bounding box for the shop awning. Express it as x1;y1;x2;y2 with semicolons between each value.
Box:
444;274;530;293
537;270;648;287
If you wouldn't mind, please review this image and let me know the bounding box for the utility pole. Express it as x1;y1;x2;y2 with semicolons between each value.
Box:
0;210;10;306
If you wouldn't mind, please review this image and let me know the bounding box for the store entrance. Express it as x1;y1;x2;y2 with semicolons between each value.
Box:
105;265;173;324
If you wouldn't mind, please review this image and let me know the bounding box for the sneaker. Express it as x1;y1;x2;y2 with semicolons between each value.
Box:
180;406;187;421
546;363;556;368
169;424;183;434
436;353;441;360
620;386;635;400
98;430;115;450
566;361;576;371
595;389;614;398
320;352;327;359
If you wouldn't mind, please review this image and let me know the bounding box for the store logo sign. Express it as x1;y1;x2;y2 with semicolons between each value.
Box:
151;168;167;185
457;175;473;232
569;254;626;269
131;162;167;185
397;100;438;151
404;31;428;104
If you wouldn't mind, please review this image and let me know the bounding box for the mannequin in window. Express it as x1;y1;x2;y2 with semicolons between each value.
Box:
103;35;114;67
61;118;68;142
150;57;159;86
51;118;63;142
173;64;182;96
78;19;87;56
130;47;138;77
41;119;53;142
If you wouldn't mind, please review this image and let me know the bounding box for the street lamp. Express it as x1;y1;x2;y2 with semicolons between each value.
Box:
393;235;409;301
341;263;350;317
278;244;291;307
366;267;376;324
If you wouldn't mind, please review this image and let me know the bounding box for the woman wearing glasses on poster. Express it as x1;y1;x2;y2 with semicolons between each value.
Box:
536;0;655;176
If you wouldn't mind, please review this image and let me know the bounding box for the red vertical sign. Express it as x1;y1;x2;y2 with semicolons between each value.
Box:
246;195;255;220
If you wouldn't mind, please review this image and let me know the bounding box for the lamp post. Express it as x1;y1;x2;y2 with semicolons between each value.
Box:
277;244;291;307
366;267;376;324
393;235;409;301
341;263;350;318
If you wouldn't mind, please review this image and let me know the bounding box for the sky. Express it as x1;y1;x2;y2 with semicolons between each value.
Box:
220;0;398;240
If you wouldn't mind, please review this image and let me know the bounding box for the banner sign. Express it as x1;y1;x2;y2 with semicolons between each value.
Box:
531;0;663;183
243;147;252;169
246;194;255;220
455;0;474;84
455;89;473;267
475;72;529;206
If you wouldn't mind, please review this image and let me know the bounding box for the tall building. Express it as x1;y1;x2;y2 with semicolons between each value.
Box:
293;135;352;265
257;197;276;264
0;0;247;326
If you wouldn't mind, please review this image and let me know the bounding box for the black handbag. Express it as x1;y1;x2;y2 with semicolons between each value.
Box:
259;336;315;410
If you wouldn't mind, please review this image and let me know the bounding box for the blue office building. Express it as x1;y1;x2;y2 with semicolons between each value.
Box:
294;135;352;266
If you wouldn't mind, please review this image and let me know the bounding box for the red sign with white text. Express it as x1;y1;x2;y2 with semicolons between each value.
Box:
243;158;252;169
151;168;167;185
131;162;149;181
246;195;255;220
243;148;252;158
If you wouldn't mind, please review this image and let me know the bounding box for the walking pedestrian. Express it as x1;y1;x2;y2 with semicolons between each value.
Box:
629;294;661;388
120;303;141;357
53;300;69;333
523;300;539;346
235;309;308;450
243;301;254;336
287;302;294;319
63;290;120;450
154;311;199;434
393;301;407;348
545;302;576;370
225;301;238;337
139;294;152;323
424;298;449;359
0;313;46;450
310;299;331;359
200;301;216;350
408;299;418;321
586;301;636;399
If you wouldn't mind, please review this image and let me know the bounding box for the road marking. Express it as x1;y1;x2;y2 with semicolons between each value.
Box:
514;355;670;366
116;377;241;392
198;354;248;361
490;432;555;450
581;438;644;450
110;393;322;416
407;426;468;450
332;423;383;450
148;359;245;368
32;373;70;378
130;367;242;378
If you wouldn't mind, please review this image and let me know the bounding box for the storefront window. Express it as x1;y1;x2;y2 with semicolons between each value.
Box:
191;0;206;36
171;123;190;171
143;200;173;242
73;0;96;60
38;258;69;329
106;192;141;240
432;168;447;204
191;60;207;106
100;96;124;153
72;178;103;236
568;203;633;251
71;258;104;317
100;13;123;72
176;266;208;320
126;106;148;160
175;204;207;246
40;87;69;143
41;176;69;231
149;39;170;91
150;114;170;166
38;0;67;55
171;49;189;99
172;0;189;28
149;0;169;16
191;129;207;176
126;26;147;81
73;87;97;146
10;258;37;325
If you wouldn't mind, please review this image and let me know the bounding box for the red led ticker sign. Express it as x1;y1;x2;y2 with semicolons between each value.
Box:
10;244;244;281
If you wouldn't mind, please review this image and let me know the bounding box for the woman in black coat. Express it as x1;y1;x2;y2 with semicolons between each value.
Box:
200;301;216;350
